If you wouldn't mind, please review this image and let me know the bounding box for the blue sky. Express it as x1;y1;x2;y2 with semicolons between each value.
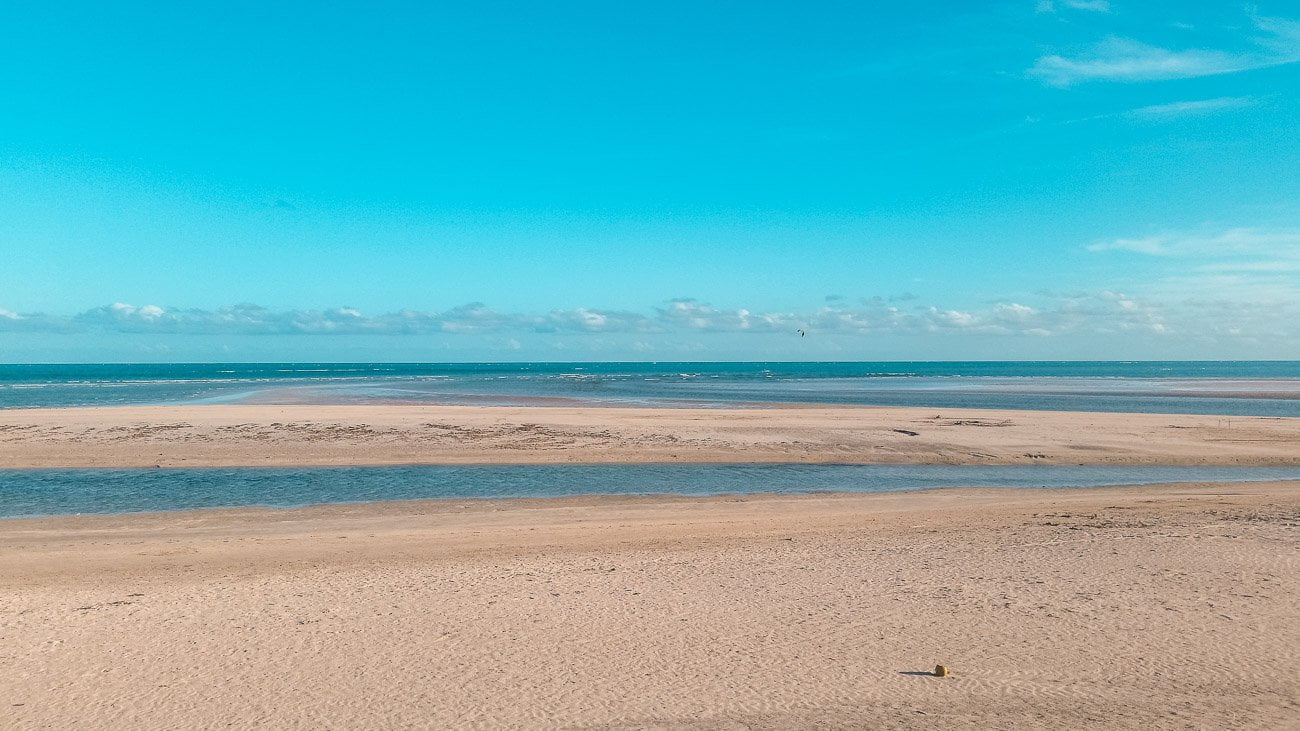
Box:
1;1;1297;361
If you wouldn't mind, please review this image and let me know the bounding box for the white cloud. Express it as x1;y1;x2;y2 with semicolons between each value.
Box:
542;307;657;334
928;308;978;329
657;299;800;333
1028;15;1300;86
993;303;1037;322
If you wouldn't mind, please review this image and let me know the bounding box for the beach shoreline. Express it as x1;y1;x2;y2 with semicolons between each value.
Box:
1;402;1297;468
3;481;1297;728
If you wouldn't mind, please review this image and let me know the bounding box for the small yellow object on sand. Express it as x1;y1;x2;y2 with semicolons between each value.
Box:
933;665;948;677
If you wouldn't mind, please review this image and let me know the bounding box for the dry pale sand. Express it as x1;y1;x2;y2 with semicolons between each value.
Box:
0;403;1297;467
2;482;1298;729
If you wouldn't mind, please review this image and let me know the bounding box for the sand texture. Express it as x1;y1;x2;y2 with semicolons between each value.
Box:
2;483;1298;729
0;403;1297;467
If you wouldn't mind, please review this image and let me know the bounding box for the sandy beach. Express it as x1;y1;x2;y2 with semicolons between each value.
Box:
4;403;1298;728
2;482;1297;729
1;403;1297;468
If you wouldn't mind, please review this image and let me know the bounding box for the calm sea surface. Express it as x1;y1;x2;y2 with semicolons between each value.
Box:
2;361;1299;415
3;464;1299;518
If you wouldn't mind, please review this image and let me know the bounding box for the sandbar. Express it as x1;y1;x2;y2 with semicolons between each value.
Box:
0;403;1297;468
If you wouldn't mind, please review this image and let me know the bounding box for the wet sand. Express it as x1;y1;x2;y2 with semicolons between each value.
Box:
2;482;1297;729
1;403;1297;467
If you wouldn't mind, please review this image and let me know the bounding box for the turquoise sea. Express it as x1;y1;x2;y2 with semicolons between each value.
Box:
2;361;1299;415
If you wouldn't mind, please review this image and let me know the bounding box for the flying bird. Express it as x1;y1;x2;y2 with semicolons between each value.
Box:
796;329;806;337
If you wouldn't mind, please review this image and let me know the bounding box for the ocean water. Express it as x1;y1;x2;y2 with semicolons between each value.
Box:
3;464;1298;518
1;361;1299;415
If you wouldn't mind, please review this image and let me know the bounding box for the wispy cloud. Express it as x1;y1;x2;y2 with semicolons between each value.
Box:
1028;15;1300;86
1031;38;1253;86
1253;13;1300;56
1086;228;1300;320
1064;96;1256;125
1125;96;1255;119
1087;227;1300;257
1036;0;1110;13
1062;0;1110;12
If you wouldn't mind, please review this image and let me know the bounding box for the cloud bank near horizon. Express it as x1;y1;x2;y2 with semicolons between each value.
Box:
1;290;1292;344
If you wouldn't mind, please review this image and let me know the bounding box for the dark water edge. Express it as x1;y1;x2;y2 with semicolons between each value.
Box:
3;463;1298;519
